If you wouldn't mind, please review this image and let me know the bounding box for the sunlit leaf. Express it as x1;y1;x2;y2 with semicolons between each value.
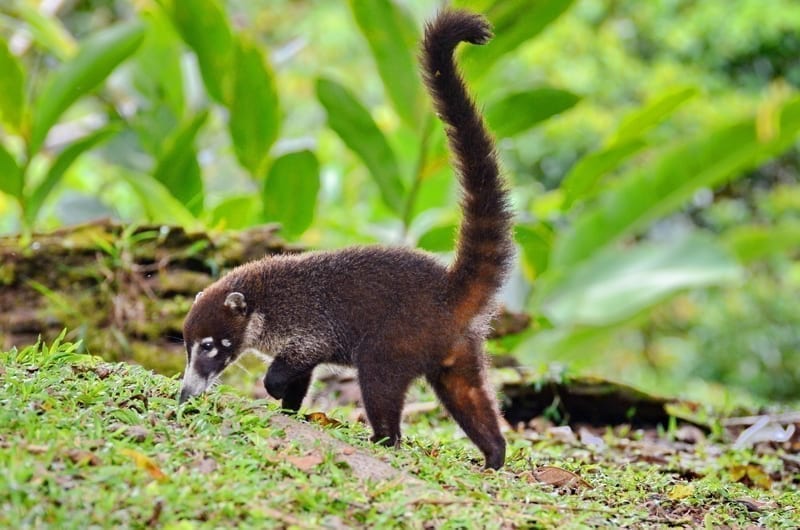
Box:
120;448;168;482
515;223;554;280
417;223;456;253
552;97;800;270
486;88;580;137
262;150;320;236
316;77;405;214
153;112;208;216
29;21;145;155
158;0;233;104
0;37;26;134
350;0;424;127
611;86;698;144
561;140;645;210
13;3;77;60
543;235;742;326
121;172;198;227
132;7;185;118
0;143;22;198
209;195;261;230
461;0;576;80
25;127;118;227
667;484;695;500
229;37;280;176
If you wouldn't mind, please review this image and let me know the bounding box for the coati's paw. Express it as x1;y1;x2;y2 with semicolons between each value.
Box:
370;433;400;448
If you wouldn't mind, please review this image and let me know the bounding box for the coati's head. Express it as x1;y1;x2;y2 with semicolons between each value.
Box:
178;288;250;404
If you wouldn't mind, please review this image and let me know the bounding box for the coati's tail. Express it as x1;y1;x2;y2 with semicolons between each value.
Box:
421;10;514;327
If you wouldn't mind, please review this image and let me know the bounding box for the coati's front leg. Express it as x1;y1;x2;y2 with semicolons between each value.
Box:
264;356;314;412
358;356;416;447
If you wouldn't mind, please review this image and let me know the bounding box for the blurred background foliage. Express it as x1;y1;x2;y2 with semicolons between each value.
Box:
0;0;798;403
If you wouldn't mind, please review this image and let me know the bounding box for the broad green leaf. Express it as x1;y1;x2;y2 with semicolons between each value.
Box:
316;77;405;214
13;3;77;60
611;86;698;144
0;37;26;134
209;195;261;230
29;21;145;155
0;143;22;198
462;0;576;80
153;112;208;216
417;223;456;253
132;8;185;118
262;150;320;237
486;88;580;137
25;127;117;226
724;221;800;263
515;223;554;280
561;140;645;209
229;37;280;176
544;235;742;326
350;0;424;127
552;97;800;270
121;172;198;227
158;0;233;104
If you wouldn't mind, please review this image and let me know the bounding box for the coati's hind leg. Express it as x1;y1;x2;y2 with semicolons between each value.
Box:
427;339;506;469
358;356;416;447
264;356;313;413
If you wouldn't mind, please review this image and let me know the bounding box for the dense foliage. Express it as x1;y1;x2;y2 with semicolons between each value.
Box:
0;0;798;401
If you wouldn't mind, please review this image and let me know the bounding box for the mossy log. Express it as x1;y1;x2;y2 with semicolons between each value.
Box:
0;220;294;374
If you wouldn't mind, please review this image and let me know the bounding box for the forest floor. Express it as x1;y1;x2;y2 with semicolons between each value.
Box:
2;337;799;529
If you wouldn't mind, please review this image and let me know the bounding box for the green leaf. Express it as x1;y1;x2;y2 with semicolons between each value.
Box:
25;127;117;227
417;223;456;253
209;195;261;230
350;0;424;127
29;21;145;155
724;221;800;263
12;3;77;60
611;86;698;144
543;235;742;326
121;172;198;227
316;77;405;214
0;37;26;134
486;88;580;137
229;37;280;176
158;0;234;104
152;112;208;216
561;140;645;210
515;223;554;280
0;143;22;198
552;96;800;270
132;8;185;118
262;151;320;237
462;0;576;80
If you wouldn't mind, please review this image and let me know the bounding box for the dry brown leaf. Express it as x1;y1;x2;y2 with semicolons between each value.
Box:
532;466;592;489
287;453;324;471
196;457;218;474
732;497;778;512
120;448;168;482
66;449;101;466
25;444;50;454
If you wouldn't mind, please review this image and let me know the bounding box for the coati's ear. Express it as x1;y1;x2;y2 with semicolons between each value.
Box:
194;291;204;303
224;291;247;314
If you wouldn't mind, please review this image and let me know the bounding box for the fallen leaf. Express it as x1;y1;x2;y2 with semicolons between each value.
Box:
532;466;592;489
66;449;101;466
120;448;168;482
287;453;324;471
26;444;51;454
667;483;695;500
123;425;150;442
305;412;342;427
732;498;778;512
340;447;355;456
729;464;773;490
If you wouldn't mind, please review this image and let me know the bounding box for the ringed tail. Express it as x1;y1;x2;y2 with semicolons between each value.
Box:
420;10;514;327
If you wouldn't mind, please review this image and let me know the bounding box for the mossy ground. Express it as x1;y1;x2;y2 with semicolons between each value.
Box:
1;337;798;529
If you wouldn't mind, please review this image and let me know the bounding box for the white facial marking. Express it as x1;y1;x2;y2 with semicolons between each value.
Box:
221;338;232;348
181;347;211;397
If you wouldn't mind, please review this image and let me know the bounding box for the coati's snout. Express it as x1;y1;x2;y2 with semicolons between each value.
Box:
178;290;249;404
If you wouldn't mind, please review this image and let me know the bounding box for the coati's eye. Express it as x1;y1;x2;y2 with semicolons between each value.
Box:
199;338;214;352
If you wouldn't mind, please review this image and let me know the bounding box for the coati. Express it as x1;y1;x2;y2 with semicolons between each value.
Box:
178;9;514;470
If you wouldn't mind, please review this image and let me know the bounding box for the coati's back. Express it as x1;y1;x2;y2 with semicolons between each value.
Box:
179;9;513;469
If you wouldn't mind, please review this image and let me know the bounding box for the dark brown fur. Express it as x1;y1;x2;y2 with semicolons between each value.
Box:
179;9;513;469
